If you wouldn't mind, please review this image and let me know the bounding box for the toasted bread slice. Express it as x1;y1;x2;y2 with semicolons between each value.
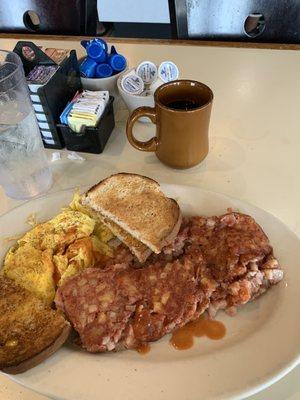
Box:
0;276;71;374
76;196;152;262
100;216;153;262
83;173;182;254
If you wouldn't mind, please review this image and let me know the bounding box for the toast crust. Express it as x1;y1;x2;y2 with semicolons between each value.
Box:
86;173;158;195
2;323;71;375
160;198;182;248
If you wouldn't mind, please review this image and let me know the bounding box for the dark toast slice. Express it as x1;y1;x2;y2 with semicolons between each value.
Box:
83;173;182;254
0;276;71;374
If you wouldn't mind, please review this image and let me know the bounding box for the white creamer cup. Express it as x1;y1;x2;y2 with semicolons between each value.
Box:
120;71;144;95
117;69;154;123
158;61;179;83
149;77;165;94
136;61;158;84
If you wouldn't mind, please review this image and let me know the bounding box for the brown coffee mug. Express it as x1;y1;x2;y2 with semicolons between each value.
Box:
126;80;213;169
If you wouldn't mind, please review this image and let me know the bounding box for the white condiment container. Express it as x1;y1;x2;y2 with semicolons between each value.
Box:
79;56;128;97
149;77;165;94
158;61;179;83
117;69;154;123
136;61;158;84
120;73;144;95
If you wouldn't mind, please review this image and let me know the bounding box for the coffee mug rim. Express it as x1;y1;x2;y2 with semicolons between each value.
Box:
154;79;213;113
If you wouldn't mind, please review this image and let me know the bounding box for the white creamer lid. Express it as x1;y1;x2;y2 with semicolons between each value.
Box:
136;61;158;84
158;61;179;83
121;73;144;95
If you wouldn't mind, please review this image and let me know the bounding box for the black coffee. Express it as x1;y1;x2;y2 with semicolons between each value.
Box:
165;99;200;111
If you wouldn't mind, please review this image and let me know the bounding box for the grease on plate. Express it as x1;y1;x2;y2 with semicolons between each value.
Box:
170;315;226;350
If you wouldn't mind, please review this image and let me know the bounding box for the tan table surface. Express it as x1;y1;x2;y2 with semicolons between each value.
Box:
0;38;299;400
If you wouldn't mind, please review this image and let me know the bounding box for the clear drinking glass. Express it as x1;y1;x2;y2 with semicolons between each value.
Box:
0;50;52;199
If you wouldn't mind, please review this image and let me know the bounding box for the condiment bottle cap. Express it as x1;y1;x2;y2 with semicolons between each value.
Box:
158;61;179;83
121;74;144;95
136;61;158;84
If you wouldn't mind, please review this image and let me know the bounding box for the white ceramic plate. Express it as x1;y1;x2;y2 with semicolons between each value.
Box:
1;185;299;400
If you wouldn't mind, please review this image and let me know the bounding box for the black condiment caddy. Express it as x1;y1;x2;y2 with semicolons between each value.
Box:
13;41;115;154
57;96;115;154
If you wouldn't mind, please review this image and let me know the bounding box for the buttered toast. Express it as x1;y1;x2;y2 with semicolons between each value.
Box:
0;276;70;374
83;173;182;259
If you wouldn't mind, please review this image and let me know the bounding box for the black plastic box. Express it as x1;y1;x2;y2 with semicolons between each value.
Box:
57;96;115;154
13;41;82;149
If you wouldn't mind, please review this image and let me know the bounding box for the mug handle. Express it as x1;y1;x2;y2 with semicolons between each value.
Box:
126;107;158;152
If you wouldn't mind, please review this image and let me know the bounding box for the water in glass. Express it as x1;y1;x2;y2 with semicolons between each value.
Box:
0;50;52;199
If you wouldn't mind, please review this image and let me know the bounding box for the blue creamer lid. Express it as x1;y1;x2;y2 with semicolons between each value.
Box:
81;38;108;52
87;42;107;63
95;38;108;52
80;57;97;78
109;54;126;72
95;63;113;78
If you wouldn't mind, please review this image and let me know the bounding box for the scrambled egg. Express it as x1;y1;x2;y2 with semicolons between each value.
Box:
69;191;113;243
2;193;113;305
4;244;56;305
18;210;95;252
